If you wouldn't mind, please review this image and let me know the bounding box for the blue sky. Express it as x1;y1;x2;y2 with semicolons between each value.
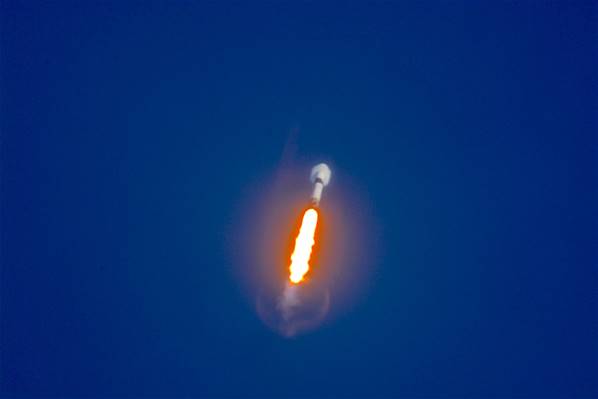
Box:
1;1;597;397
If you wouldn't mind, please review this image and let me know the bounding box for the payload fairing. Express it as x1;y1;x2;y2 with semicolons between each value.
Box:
310;163;332;206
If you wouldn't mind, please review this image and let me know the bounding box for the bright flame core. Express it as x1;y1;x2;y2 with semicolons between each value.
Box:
289;208;318;284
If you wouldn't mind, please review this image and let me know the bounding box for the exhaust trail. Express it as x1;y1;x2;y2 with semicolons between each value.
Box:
289;208;319;284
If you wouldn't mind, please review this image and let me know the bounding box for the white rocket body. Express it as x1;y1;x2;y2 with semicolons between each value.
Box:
310;163;332;206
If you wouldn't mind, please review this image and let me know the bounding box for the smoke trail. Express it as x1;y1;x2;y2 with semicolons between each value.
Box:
277;284;300;321
268;283;330;337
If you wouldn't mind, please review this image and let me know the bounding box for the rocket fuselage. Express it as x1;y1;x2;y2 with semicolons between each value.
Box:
311;179;324;205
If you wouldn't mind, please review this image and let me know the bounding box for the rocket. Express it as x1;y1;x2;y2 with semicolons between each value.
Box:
309;163;332;206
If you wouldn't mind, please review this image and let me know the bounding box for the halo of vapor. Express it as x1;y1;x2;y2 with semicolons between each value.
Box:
227;162;378;337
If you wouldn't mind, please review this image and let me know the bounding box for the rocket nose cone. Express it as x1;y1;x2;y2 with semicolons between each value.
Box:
310;163;332;186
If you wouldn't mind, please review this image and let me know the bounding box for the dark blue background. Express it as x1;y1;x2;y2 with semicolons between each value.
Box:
2;1;597;397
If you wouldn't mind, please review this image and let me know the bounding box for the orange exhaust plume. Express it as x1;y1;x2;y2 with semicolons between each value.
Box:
289;208;318;284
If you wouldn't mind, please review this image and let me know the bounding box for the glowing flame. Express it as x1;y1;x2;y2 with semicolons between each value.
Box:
289;208;318;284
